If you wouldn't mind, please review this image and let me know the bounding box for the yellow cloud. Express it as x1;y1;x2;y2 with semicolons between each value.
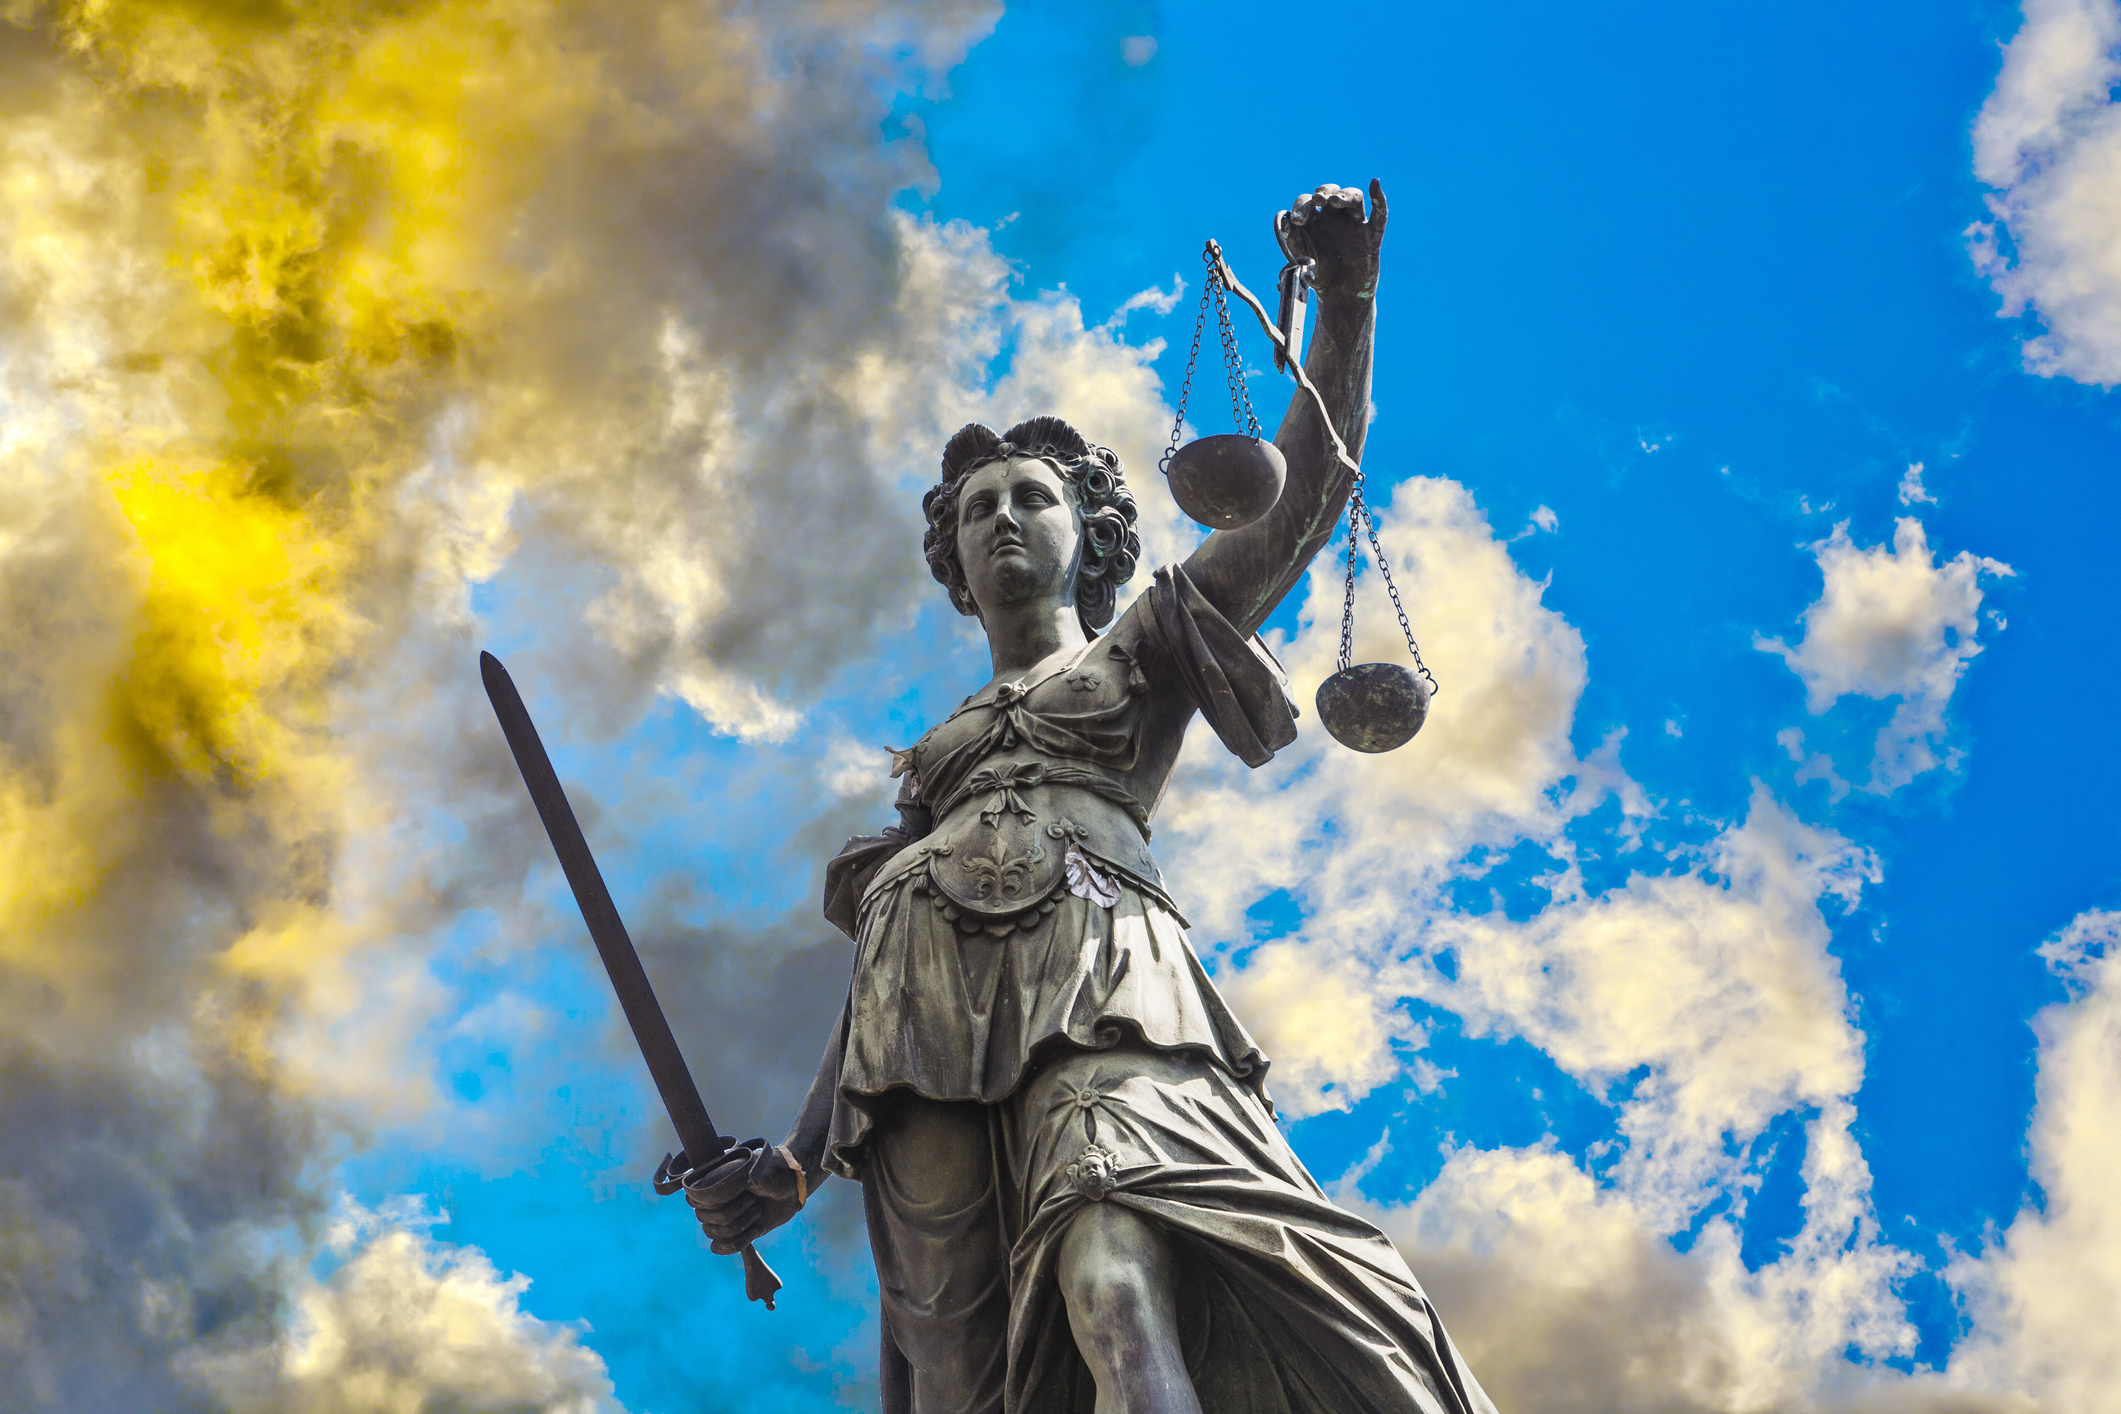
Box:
106;456;346;786
0;0;1012;1397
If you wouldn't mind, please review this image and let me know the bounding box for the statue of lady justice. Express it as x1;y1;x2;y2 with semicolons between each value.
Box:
681;182;1498;1414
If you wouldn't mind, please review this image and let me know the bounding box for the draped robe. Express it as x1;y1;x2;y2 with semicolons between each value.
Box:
816;567;1498;1414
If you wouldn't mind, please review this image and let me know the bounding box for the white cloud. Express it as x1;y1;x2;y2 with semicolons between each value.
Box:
1508;503;1559;541
189;1202;622;1414
1898;462;1937;506
1367;895;2121;1414
1217;942;1415;1115
1945;908;2121;1413
1756;519;2012;791
1145;483;1978;1405
1372;1142;2008;1414
1778;725;1854;802
1158;476;1592;1113
1423;790;1879;1230
1970;0;2121;383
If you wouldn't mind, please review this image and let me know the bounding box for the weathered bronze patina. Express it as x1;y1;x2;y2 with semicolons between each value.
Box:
1318;658;1431;752
1164;432;1287;529
677;182;1497;1414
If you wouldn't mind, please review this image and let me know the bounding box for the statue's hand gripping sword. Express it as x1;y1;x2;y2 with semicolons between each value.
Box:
480;651;783;1310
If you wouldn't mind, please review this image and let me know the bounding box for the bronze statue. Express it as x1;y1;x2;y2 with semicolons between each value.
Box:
679;181;1499;1414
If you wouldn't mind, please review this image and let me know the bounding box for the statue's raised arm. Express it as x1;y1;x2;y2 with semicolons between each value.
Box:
1181;180;1387;636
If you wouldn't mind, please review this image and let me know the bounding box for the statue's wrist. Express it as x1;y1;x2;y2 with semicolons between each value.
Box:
1306;296;1377;355
1315;286;1377;317
765;1144;811;1205
779;1128;830;1190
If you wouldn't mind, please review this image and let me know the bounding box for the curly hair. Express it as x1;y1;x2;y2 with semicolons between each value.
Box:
922;415;1142;635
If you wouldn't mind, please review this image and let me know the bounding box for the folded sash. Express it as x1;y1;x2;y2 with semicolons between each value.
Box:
1145;563;1299;768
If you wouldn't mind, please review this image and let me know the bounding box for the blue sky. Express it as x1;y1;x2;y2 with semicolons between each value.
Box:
379;0;2120;1405
5;0;2119;1409
389;0;2118;1403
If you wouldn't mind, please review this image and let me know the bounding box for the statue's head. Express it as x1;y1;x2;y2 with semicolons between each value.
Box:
922;416;1141;635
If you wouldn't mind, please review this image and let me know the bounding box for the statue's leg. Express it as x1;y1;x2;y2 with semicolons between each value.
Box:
862;1091;1008;1414
1054;1173;1203;1414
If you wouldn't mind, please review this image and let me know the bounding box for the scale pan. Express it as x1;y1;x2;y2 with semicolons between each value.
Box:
1317;662;1429;753
1165;434;1286;530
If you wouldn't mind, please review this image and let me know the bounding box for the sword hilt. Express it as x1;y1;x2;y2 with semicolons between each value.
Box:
651;1147;784;1309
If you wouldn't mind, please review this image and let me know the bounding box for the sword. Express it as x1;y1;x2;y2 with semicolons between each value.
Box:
479;650;783;1310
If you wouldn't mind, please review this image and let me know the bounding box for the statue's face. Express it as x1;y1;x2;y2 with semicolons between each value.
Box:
955;455;1082;619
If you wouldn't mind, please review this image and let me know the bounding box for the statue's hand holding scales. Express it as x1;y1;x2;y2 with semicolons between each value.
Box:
1162;179;1432;751
1291;180;1387;300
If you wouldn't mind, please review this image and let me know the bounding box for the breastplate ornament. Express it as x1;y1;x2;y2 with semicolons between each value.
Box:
924;762;1070;931
866;760;1162;939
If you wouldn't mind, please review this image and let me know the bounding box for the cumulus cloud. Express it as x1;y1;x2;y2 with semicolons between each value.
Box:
1162;476;1591;936
1425;789;1879;1228
1969;0;2121;383
193;1202;621;1414
1213;773;1976;1412
1383;903;2121;1414
1146;484;1961;1403
1153;475;1592;1117
1373;1143;2011;1414
1756;519;2012;791
1946;909;2121;1412
1216;941;1417;1113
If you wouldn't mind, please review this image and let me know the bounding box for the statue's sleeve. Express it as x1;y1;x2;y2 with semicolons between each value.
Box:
822;833;899;940
821;774;930;940
1142;563;1299;768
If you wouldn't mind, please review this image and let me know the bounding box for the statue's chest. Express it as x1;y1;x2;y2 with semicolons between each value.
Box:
909;646;1140;788
890;642;1156;931
904;760;1158;933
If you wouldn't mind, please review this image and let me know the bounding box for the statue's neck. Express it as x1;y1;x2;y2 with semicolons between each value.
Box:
982;599;1088;683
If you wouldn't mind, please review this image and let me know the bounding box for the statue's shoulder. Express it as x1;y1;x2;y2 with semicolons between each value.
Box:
1093;592;1163;681
1130;564;1300;769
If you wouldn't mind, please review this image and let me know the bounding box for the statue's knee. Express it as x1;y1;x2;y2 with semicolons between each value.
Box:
1059;1208;1174;1334
1065;1258;1152;1327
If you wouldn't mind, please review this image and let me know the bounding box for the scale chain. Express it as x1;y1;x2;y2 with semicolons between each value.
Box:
1158;268;1212;477
1175;235;1438;698
1334;448;1435;692
1163;245;1266;475
1358;496;1436;695
1339;494;1360;675
1211;262;1263;440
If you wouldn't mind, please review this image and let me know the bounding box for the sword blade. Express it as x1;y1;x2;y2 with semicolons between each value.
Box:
481;651;722;1159
479;650;781;1308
